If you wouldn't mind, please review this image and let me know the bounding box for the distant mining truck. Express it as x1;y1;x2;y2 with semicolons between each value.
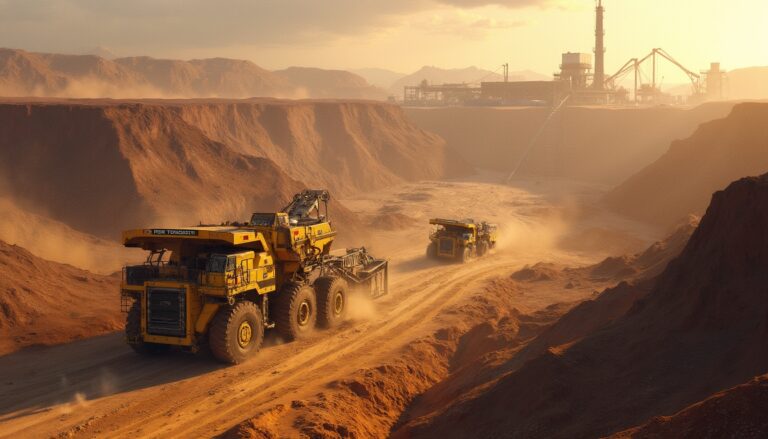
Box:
120;190;388;364
426;218;498;262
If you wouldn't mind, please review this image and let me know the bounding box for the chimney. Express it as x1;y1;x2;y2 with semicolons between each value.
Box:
593;0;605;89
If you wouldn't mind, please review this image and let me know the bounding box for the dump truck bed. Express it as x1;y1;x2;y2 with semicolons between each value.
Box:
123;227;267;249
429;218;477;229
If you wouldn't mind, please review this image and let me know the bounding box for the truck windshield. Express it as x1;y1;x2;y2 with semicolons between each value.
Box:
207;255;234;273
250;213;276;227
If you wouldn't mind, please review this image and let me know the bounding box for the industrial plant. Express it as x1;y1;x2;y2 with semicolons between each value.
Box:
403;0;727;107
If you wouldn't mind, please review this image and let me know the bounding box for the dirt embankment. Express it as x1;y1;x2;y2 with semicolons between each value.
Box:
0;240;121;355
0;99;465;246
405;102;737;185
394;173;768;438
173;100;469;196
606;102;768;228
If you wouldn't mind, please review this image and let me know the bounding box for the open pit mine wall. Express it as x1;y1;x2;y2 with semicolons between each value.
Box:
0;100;467;240
606;102;768;228
405;102;737;185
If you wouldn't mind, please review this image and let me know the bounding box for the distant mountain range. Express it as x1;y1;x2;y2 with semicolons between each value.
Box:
387;66;550;95
0;48;387;100
349;68;407;89
0;47;564;100
727;66;768;100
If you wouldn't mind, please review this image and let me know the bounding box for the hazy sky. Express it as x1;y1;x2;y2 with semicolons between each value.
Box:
1;0;766;82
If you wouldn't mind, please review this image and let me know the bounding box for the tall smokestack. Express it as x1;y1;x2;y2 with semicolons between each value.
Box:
593;0;605;89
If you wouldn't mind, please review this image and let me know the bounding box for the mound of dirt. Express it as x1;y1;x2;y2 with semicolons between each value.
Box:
0;99;464;243
0;240;121;355
511;262;562;282
606;103;768;228
612;374;768;439
366;212;418;231
510;218;696;291
406;102;737;185
587;215;699;281
395;173;768;438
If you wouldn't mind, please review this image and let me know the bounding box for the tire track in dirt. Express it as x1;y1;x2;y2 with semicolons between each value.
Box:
98;257;518;438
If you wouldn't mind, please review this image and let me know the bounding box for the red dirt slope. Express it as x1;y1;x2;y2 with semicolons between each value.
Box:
606;102;768;228
0;240;120;355
0;101;303;238
612;374;768;439
395;173;768;438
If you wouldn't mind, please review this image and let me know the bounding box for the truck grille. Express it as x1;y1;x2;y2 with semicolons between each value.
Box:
439;237;455;255
147;288;186;337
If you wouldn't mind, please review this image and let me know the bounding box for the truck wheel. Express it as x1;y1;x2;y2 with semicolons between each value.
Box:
477;241;489;257
426;242;437;259
315;276;349;328
125;302;169;355
459;246;473;263
274;283;317;342
209;301;264;364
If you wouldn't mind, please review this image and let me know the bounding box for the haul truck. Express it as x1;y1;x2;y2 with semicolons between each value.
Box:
426;218;498;262
120;190;388;364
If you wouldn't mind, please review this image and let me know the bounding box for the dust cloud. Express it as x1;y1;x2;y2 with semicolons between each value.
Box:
0;197;141;274
347;290;377;321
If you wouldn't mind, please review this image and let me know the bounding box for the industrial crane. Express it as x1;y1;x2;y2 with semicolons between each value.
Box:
607;48;701;102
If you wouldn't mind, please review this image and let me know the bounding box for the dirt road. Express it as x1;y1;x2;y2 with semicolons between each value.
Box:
0;177;657;438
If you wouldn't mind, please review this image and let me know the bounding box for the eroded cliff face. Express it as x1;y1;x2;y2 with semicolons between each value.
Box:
0;99;467;242
172;100;468;196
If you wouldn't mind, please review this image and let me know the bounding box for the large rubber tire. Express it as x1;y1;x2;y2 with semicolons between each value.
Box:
426;242;438;259
125;302;170;355
315;276;349;329
459;246;473;263
209;301;264;364
477;241;489;257
273;282;317;342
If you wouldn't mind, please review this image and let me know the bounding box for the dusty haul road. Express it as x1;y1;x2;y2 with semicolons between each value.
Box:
0;177;656;438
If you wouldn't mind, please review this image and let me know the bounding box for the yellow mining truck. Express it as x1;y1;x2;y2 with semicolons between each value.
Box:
120;190;387;364
426;218;498;262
